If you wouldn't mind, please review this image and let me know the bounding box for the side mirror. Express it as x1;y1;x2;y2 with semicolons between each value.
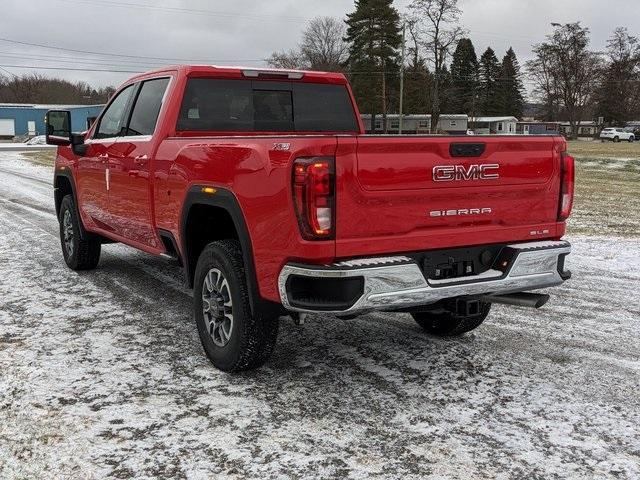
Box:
46;110;87;155
46;110;72;146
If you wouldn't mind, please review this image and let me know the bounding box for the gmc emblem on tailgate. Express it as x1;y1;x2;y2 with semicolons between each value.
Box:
433;164;499;182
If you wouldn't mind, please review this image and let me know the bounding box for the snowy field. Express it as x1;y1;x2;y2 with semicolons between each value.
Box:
0;151;639;479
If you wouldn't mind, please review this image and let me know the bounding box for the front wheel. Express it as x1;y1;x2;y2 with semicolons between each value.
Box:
58;195;101;270
614;136;620;142
193;240;279;372
411;302;491;336
629;136;635;143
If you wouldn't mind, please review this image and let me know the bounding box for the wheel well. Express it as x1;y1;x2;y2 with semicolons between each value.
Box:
184;204;239;287
54;175;73;218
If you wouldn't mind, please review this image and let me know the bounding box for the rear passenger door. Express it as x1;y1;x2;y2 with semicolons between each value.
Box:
107;77;170;248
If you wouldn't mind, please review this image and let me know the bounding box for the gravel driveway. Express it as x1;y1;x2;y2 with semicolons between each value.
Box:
0;153;639;479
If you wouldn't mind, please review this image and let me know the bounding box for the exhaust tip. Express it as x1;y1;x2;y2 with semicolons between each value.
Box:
481;292;551;309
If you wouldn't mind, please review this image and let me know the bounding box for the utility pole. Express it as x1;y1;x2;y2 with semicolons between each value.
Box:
398;22;406;135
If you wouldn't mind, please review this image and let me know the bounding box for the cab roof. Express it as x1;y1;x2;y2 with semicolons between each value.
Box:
128;65;348;85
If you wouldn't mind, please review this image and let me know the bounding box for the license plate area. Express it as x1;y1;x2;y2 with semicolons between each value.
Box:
412;244;507;281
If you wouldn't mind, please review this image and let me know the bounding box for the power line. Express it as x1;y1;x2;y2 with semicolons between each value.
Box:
0;65;17;78
0;53;165;69
53;0;312;22
0;37;225;63
0;51;265;68
0;64;143;74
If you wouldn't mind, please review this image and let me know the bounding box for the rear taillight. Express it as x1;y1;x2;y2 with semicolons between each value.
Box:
293;157;335;240
558;152;575;221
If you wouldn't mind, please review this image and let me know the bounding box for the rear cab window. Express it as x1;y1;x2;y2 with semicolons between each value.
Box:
176;78;358;133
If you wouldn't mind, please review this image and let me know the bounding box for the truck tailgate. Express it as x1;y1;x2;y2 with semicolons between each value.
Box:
335;135;564;258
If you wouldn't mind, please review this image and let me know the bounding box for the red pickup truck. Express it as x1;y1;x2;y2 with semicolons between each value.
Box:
46;65;574;372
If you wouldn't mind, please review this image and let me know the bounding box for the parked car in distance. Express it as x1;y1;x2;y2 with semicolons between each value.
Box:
45;65;575;372
600;127;635;142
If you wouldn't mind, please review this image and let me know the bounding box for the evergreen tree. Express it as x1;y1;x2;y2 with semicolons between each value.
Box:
449;38;480;115
478;47;501;116
344;0;401;132
498;47;525;117
404;59;433;114
436;65;454;115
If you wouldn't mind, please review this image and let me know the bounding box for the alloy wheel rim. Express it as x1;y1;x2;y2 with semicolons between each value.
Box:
62;210;74;257
202;268;234;347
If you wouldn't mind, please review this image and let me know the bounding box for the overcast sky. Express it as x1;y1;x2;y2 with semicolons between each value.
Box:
1;0;639;93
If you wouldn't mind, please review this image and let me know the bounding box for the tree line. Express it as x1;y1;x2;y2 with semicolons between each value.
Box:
268;0;526;132
1;0;637;137
0;73;115;105
268;0;640;135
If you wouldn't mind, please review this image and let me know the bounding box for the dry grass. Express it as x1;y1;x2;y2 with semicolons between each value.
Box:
567;140;639;237
21;150;56;167
567;139;640;159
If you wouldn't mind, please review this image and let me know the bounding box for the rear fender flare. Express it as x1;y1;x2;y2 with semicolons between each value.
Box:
180;186;262;314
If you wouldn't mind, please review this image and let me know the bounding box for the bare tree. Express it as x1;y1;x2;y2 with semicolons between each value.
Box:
527;23;602;138
596;27;640;125
405;18;421;68
526;45;560;121
301;17;349;71
0;73;115;104
266;49;306;69
267;16;348;71
408;0;465;132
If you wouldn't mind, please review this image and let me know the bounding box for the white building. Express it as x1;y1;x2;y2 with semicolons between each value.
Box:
468;116;518;135
361;114;468;135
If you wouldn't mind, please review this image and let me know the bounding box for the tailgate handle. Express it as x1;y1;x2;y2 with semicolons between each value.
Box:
450;143;486;157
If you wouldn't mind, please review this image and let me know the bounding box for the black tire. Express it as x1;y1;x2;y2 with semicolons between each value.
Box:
411;302;491;337
629;136;635;143
193;240;279;372
614;136;620;142
58;195;101;270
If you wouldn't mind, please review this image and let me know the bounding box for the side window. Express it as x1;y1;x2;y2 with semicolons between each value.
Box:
96;84;135;139
126;78;170;136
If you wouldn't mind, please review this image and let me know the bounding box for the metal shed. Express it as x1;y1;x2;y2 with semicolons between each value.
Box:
0;103;104;139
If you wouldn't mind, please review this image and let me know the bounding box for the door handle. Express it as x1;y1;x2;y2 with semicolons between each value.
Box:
134;154;148;165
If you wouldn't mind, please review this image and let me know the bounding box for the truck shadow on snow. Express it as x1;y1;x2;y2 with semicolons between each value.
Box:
92;247;488;385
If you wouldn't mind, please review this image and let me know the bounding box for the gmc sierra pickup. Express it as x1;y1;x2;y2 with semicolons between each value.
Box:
46;65;574;372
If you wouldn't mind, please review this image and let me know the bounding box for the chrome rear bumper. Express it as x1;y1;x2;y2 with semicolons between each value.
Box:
278;241;571;314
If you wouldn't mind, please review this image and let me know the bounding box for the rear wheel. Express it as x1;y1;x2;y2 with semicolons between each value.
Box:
193;240;279;372
58;195;101;270
411;302;491;336
629;136;635;143
614;136;620;142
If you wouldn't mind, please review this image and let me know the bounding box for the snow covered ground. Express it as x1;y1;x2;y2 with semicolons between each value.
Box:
0;143;56;152
0;153;639;479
